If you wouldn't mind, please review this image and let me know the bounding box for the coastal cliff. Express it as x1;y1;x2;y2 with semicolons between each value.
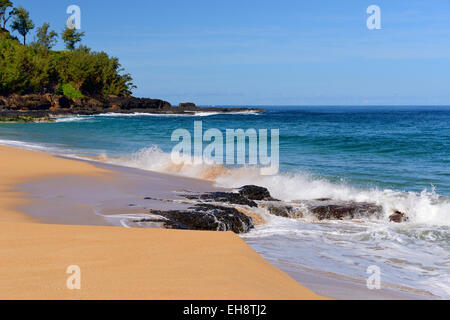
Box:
0;10;263;122
0;93;265;121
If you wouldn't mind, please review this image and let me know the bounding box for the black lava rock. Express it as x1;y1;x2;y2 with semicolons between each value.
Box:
151;204;254;234
185;192;258;208
238;185;278;201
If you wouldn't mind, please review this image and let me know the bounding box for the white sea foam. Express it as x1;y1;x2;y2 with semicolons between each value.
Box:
54;116;97;123
0;139;56;152
97;110;261;117
242;215;450;298
107;146;449;297
54;110;261;121
3;138;447;228
104;146;450;228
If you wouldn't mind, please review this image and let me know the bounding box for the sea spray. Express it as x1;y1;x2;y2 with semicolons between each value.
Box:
100;145;450;228
170;121;279;175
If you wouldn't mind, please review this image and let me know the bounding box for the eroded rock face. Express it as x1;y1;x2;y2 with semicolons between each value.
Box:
106;96;172;110
182;187;385;222
3;94;52;110
145;185;407;232
0;93;264;118
238;185;278;201
185;192;258;208
178;102;197;109
267;204;293;218
302;200;384;221
261;203;303;219
0;94;188;113
149;204;254;234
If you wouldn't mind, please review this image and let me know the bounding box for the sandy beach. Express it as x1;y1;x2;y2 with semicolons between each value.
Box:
0;145;112;224
0;145;324;300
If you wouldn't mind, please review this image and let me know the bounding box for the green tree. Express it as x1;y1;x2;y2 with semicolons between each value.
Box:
1;32;135;96
34;22;58;49
61;26;84;51
0;0;15;29
10;6;34;44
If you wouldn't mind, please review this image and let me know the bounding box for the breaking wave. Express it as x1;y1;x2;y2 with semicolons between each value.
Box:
54;110;261;122
103;146;450;228
103;146;449;298
1;139;448;298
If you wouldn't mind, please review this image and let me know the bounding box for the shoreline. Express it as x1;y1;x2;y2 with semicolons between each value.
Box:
1;143;424;300
0;109;264;123
0;145;112;224
0;144;324;300
0;222;323;300
0;93;266;123
15;157;430;299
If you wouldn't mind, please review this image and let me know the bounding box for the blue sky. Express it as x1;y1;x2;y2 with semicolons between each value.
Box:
9;0;450;105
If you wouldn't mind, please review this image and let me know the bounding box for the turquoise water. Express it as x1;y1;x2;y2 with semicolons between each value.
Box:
1;106;449;195
1;106;449;298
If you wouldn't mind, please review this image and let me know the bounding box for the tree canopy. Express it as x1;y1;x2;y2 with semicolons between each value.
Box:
0;0;15;29
0;1;135;97
34;23;58;50
10;6;34;44
61;26;85;51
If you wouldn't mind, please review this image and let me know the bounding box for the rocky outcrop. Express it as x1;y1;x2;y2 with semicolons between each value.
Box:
105;96;172;110
2;94;52;110
389;211;409;223
184;186;277;208
183;186;387;222
260;199;385;221
185;192;258;207
263;203;303;219
0;94;174;112
297;200;384;221
238;185;278;201
138;185;410;233
178;102;197;109
148;204;254;234
0;94;265;119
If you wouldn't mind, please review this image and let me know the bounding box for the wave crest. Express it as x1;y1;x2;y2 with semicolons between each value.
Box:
102;146;450;227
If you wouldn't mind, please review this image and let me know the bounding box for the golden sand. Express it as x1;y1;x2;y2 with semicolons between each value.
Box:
0;145;324;300
0;145;111;223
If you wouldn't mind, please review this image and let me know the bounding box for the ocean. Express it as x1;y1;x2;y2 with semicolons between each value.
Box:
1;106;449;298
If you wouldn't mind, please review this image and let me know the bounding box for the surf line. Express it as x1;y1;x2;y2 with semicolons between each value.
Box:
171;121;279;175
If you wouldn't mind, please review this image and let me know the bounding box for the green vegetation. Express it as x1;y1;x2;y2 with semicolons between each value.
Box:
0;115;54;123
59;83;84;99
0;1;135;98
34;23;58;50
0;0;16;29
61;26;84;51
10;6;33;44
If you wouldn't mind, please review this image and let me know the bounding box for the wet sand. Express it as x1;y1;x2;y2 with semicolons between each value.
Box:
16;161;423;300
0;145;111;224
17;160;227;227
0;145;324;300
